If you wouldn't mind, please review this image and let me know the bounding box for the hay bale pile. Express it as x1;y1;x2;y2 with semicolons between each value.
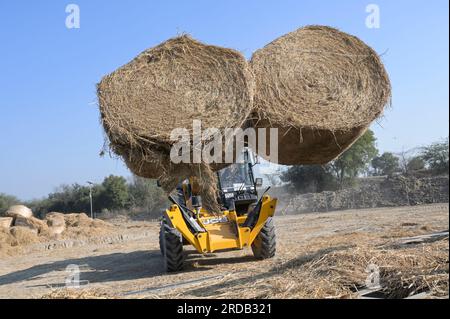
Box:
61;213;114;238
97;26;391;208
0;206;114;256
250;25;391;164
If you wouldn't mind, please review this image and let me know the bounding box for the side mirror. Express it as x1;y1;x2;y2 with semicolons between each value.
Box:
156;180;161;187
255;178;263;188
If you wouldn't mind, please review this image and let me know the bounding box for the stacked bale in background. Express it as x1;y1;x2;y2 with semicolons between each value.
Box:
250;26;391;164
97;35;255;211
5;205;33;219
2;206;64;236
0;217;13;228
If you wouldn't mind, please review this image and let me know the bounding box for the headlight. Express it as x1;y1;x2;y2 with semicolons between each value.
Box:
224;192;234;199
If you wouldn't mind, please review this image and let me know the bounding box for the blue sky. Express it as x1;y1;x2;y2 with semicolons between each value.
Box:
0;0;448;200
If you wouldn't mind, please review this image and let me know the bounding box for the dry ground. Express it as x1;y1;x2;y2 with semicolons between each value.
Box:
0;204;448;299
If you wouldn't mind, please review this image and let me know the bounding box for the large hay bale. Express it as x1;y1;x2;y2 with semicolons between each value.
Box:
97;35;254;210
5;205;33;219
250;26;391;165
97;35;254;165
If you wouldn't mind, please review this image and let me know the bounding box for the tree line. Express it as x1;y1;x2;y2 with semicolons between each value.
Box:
1;132;448;216
1;176;168;219
281;132;449;193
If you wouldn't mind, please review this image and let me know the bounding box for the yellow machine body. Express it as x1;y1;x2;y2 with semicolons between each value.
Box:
164;195;277;254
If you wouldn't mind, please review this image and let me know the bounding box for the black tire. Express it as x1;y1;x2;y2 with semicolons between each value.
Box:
159;221;165;255
251;218;276;259
161;221;185;272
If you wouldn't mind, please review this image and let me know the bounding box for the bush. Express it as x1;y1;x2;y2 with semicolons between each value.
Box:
0;193;20;216
129;177;168;217
331;130;378;187
421;139;449;175
21;175;169;219
281;165;337;193
372;152;400;176
407;156;426;173
97;175;130;210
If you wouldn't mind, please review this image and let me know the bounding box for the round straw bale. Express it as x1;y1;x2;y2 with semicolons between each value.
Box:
97;35;254;149
5;205;33;219
98;35;253;208
250;25;391;164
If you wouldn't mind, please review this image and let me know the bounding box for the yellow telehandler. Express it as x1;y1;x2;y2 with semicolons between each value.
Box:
159;149;277;272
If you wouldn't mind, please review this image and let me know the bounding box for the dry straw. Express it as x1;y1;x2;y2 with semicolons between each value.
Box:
250;25;391;165
97;34;254;162
98;35;254;147
97;35;255;210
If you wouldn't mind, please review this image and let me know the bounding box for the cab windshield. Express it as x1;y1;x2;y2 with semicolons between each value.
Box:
218;163;253;190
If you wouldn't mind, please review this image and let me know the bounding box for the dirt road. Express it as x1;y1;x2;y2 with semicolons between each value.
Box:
0;204;448;299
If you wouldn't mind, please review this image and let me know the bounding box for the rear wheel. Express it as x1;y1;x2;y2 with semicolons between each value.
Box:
251;218;276;259
160;220;185;272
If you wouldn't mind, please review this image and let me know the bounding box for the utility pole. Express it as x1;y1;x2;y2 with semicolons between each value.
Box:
87;181;94;219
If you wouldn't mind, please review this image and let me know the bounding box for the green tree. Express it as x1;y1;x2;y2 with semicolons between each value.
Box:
371;152;400;176
0;193;20;216
406;156;425;172
421;139;449;175
128;176;168;214
45;184;92;213
331;130;378;187
100;175;130;210
281;165;336;193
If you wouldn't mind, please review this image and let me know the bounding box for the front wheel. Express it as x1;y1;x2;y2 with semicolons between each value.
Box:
160;220;185;272
251;218;276;259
